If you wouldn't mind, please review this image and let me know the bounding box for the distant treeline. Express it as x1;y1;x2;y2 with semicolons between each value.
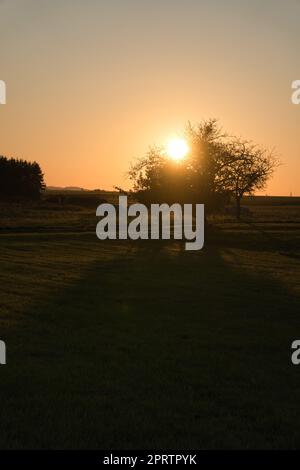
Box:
0;156;45;200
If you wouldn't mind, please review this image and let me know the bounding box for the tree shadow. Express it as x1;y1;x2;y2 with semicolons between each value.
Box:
1;238;300;449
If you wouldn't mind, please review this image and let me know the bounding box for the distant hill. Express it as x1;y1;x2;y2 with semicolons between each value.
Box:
46;186;87;191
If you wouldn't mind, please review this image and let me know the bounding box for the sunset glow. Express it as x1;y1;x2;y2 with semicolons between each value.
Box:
0;1;299;195
166;138;189;162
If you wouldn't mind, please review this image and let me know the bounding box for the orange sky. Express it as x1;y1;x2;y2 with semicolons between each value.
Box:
0;0;299;195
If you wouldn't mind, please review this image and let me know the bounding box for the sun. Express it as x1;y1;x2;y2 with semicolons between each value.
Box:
166;138;189;162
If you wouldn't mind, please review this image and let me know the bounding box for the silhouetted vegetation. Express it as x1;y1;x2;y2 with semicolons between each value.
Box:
0;156;45;200
218;138;278;218
129;119;278;218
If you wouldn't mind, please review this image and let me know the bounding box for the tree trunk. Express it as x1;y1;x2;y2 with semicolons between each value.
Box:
236;195;241;219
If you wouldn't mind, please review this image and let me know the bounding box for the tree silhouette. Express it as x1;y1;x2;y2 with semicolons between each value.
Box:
0;156;45;200
128;119;278;218
129;119;229;211
219;139;278;218
184;119;230;210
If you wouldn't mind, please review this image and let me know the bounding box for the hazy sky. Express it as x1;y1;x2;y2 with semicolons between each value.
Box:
0;0;299;194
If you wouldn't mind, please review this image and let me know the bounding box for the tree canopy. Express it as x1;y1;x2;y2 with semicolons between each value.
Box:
128;119;278;217
0;156;45;200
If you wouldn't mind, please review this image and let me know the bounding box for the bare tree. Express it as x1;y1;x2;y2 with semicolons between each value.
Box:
129;120;230;209
220;139;279;218
127;120;279;217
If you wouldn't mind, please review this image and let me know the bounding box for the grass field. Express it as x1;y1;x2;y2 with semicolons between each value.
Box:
0;193;300;449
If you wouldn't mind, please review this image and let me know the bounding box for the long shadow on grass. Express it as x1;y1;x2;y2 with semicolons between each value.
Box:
1;240;300;449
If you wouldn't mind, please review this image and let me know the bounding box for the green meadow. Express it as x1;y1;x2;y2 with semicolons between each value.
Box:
0;193;299;449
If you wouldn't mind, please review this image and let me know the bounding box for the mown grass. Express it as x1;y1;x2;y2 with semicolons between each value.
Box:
0;198;299;449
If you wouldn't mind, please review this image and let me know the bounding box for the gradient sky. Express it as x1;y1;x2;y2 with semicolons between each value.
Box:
0;0;299;194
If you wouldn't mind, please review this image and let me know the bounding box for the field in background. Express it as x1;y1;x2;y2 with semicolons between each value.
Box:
1;190;300;232
0;192;299;448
